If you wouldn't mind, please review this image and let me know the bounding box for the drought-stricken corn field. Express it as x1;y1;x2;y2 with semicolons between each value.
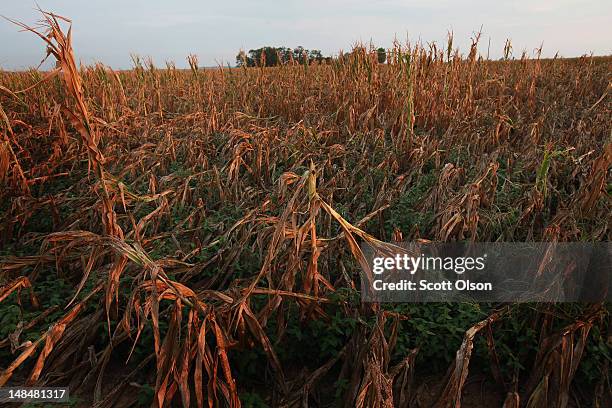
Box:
0;12;611;408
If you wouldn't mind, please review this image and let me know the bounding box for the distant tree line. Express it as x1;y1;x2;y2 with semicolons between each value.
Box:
236;46;388;67
236;46;329;67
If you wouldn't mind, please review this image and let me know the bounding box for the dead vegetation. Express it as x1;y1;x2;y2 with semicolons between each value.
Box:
0;10;610;408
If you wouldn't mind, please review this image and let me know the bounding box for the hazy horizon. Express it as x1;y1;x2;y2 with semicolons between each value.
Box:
1;1;611;70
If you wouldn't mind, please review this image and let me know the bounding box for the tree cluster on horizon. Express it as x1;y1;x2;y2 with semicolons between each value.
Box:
236;45;388;67
235;46;327;67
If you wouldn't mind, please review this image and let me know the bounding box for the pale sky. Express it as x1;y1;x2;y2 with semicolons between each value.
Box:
1;1;610;69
